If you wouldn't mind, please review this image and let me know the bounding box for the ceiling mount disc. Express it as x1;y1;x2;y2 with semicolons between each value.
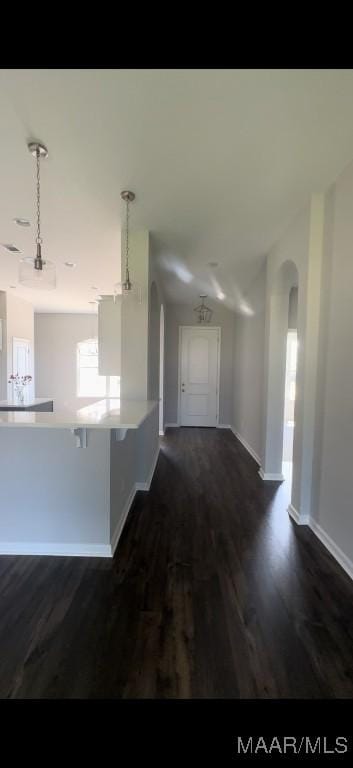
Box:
27;141;48;159
121;190;135;203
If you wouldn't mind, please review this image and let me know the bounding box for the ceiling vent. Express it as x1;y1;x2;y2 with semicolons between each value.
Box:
1;243;22;253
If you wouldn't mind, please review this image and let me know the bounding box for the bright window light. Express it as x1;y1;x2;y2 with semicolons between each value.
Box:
77;339;120;398
289;381;296;401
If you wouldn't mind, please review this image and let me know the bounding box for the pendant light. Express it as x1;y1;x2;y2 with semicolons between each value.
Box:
19;141;56;290
193;295;213;324
114;190;141;302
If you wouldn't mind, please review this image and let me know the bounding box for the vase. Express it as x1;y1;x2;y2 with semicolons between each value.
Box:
15;386;25;405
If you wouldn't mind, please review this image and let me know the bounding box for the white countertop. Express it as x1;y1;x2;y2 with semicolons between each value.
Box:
0;399;158;430
0;398;53;407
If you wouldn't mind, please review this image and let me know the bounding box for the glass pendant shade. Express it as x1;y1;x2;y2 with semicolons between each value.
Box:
19;256;56;289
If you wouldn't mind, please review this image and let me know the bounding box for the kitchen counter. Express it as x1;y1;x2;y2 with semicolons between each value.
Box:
0;398;53;412
0;398;159;558
0;398;156;429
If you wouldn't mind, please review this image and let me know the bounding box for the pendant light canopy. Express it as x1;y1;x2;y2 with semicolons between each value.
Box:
194;295;213;324
114;190;141;302
19;141;56;290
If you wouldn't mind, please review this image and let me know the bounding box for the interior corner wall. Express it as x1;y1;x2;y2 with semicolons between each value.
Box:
35;313;98;410
232;265;266;460
164;301;235;426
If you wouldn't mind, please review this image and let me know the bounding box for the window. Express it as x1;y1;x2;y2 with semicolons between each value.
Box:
77;339;120;398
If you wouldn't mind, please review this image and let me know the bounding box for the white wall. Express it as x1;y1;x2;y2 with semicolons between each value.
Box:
311;161;353;564
148;236;166;426
148;281;160;400
232;265;266;460
35;313;99;410
0;426;111;550
230;169;353;575
164;300;235;425
109;404;159;539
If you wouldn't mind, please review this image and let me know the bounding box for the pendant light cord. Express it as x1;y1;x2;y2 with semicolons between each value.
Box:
125;197;130;277
36;148;42;246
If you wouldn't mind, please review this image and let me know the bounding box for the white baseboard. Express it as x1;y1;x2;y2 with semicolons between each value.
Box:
159;430;165;436
135;446;160;492
258;468;284;481
164;422;178;428
230;427;261;466
110;483;137;557
111;445;160;555
309;519;353;582
217;424;232;430
287;503;309;525
0;541;111;558
288;507;353;583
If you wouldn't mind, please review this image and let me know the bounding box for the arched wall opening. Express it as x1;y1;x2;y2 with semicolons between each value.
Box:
261;259;299;496
282;287;298;491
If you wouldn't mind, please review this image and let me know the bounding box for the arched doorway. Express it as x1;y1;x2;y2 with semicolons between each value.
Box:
260;260;299;506
282;287;298;495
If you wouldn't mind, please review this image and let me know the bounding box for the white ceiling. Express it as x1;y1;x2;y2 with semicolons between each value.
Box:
1;68;353;313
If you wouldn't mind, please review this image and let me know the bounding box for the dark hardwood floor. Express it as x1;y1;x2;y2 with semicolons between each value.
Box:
1;427;353;698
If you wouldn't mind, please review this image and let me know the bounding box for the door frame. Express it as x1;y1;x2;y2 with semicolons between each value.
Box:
177;325;221;427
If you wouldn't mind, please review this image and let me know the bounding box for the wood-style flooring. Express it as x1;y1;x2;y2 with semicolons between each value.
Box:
1;427;353;698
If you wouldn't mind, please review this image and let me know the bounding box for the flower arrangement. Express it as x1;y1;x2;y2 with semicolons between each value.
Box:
8;373;32;404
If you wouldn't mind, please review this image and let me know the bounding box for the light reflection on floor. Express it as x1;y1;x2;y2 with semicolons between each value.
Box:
251;460;294;575
266;460;293;548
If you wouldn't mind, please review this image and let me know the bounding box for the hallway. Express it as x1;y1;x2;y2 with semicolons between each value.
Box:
0;427;353;698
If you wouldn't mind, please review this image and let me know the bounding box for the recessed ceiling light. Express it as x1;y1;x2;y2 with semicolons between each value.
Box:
1;243;22;253
90;285;98;290
9;285;16;289
208;261;218;268
64;261;76;268
13;218;30;227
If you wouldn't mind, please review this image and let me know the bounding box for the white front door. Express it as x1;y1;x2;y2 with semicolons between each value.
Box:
179;326;220;427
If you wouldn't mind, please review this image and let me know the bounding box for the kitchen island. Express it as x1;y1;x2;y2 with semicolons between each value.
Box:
0;398;53;412
0;398;159;557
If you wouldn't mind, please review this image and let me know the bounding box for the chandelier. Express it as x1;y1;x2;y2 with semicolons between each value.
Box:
114;190;141;302
194;295;212;324
19;141;56;290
